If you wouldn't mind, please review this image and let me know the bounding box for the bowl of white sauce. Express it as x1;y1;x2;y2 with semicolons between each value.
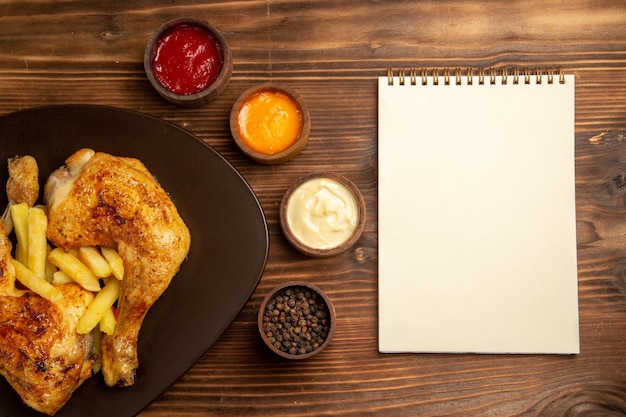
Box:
280;173;366;257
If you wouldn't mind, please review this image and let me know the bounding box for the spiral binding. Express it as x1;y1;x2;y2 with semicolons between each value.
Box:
386;66;565;86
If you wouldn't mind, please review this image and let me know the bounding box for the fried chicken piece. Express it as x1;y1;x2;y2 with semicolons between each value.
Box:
0;275;96;415
2;155;40;234
0;156;97;416
44;148;191;387
6;155;39;207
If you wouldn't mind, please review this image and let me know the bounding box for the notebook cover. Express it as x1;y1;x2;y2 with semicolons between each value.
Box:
378;72;579;354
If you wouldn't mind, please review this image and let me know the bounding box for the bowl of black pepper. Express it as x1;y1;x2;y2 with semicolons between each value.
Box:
258;282;336;359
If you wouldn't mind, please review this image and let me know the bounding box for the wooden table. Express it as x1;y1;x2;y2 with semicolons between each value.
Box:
2;1;626;415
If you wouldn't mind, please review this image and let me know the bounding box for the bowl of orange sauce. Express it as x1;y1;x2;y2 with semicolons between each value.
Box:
230;83;310;164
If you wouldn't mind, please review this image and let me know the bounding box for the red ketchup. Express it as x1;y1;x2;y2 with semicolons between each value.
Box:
152;24;223;95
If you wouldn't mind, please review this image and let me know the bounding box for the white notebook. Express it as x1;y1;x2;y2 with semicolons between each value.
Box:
378;68;579;354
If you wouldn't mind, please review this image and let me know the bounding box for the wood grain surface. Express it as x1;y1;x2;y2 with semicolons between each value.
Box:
1;1;626;416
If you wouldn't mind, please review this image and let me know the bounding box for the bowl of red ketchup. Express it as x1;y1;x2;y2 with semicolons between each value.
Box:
144;17;233;107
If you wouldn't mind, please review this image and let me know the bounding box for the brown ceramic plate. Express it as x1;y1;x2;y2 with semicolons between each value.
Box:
0;105;268;417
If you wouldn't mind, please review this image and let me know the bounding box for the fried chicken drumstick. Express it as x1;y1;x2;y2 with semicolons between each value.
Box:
44;148;191;387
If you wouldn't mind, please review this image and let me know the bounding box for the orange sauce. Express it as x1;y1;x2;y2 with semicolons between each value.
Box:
237;90;302;155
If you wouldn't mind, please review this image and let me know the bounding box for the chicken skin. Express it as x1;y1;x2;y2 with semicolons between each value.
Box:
0;156;97;416
44;148;191;387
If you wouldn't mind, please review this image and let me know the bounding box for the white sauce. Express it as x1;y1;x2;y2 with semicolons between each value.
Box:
286;177;359;250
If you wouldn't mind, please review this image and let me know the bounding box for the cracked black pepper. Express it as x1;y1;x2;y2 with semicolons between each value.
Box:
262;286;331;356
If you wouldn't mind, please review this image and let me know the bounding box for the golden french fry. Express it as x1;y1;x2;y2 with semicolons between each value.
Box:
12;258;62;303
52;270;73;284
76;278;120;334
99;307;117;335
45;244;58;283
45;257;57;283
27;206;48;279
10;202;29;265
78;246;112;278
100;247;124;280
47;248;101;292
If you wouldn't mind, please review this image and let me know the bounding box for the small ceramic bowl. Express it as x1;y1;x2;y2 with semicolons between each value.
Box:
280;173;366;258
230;83;310;164
144;17;233;107
258;282;336;360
